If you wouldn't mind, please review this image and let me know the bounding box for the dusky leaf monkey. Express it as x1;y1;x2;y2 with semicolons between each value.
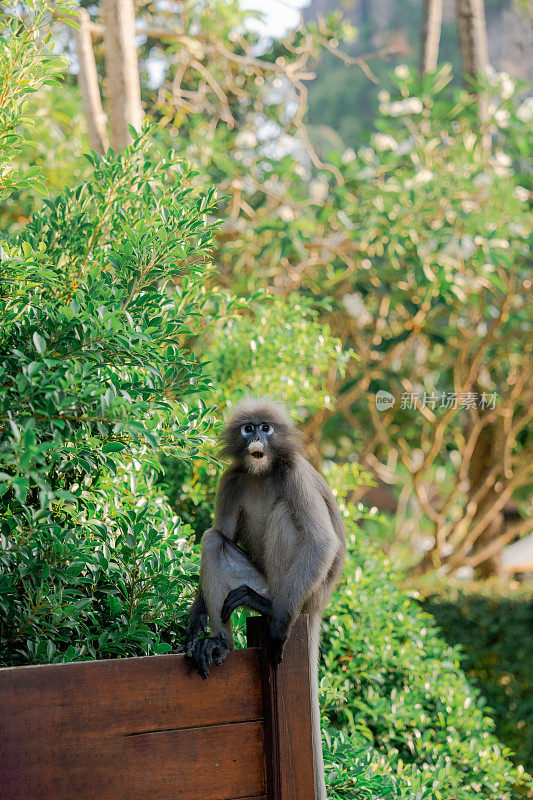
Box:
185;398;346;800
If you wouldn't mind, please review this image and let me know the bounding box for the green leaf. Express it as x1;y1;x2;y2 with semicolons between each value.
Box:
154;642;172;654
24;427;36;450
108;596;122;616
13;478;29;503
102;442;127;453
32;332;46;354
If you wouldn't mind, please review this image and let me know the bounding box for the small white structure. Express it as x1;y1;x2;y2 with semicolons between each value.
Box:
501;534;533;575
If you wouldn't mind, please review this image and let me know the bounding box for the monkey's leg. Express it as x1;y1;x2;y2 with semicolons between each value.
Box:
221;585;273;623
193;528;270;679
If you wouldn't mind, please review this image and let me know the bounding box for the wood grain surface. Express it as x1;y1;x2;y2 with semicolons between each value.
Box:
1;617;316;800
247;616;316;800
0;649;265;800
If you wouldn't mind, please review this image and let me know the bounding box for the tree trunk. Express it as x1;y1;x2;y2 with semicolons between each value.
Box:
101;0;143;151
467;420;503;577
420;0;443;75
74;8;109;154
456;0;489;78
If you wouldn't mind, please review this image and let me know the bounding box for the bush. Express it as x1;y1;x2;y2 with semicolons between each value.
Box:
0;126;220;663
321;510;532;799
200;294;351;416
0;2;220;664
424;584;533;775
0;124;221;664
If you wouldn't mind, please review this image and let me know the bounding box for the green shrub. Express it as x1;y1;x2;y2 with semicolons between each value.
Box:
321;514;532;799
0;127;220;663
323;727;396;800
0;123;220;664
200;295;351;414
0;2;220;664
424;584;533;774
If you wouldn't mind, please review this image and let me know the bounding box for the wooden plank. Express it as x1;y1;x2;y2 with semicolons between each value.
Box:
0;648;263;736
0;649;266;800
247;615;316;800
1;720;266;800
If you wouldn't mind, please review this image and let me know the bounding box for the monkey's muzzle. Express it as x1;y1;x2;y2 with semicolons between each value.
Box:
248;442;266;462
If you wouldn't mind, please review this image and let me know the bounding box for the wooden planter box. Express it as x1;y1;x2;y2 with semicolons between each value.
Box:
0;616;316;800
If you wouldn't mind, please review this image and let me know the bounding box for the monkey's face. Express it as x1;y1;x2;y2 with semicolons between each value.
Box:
221;399;302;471
240;420;273;474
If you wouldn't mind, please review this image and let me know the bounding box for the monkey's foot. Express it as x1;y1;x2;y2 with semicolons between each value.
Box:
191;634;229;679
221;584;273;623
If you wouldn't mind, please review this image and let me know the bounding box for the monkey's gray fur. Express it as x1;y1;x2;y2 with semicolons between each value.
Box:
185;398;345;800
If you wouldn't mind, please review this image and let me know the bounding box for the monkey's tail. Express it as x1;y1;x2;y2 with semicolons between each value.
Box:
308;614;327;800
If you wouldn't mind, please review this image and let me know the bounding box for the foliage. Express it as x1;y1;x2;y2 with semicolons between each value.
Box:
0;0;75;204
0;2;220;664
0;126;219;663
317;66;532;575
0;126;218;662
424;582;533;774
322;727;396;800
321;518;532;799
0;83;90;233
201;295;351;415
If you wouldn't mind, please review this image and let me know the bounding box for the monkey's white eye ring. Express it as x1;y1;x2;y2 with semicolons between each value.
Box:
261;423;273;434
241;423;254;436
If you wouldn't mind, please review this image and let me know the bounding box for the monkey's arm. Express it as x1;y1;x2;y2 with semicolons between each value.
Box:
187;469;271;678
184;591;209;656
190;529;270;677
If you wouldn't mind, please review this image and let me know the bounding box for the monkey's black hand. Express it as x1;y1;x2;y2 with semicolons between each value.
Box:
266;614;291;668
192;634;228;680
221;584;273;623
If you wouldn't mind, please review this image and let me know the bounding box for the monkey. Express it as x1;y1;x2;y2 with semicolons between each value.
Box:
184;398;345;800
